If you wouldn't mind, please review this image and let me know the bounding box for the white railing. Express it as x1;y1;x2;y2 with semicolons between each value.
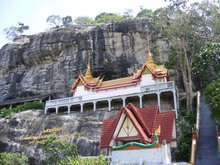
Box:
46;96;82;107
45;81;175;109
141;81;174;92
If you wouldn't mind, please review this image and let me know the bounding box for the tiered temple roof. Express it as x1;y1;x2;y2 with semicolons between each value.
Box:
100;103;175;148
71;48;168;92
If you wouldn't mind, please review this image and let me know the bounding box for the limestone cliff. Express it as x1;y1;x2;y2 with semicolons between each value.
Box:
0;110;116;164
0;19;169;101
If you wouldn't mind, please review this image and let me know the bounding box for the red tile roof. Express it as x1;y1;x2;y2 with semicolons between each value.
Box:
100;103;175;148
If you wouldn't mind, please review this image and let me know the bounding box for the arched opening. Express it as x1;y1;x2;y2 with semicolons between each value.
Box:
83;102;94;112
70;104;81;113
160;91;174;112
142;93;158;107
125;96;140;108
96;100;109;111
111;98;123;111
58;106;69;114
46;108;56;114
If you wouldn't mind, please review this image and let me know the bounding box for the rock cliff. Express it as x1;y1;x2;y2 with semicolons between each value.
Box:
0;18;169;101
0;110;116;164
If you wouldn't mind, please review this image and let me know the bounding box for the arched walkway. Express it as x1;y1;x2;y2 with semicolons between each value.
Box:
96;100;109;111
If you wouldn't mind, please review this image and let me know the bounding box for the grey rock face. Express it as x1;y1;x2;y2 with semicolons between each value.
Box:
0;110;116;164
0;19;169;101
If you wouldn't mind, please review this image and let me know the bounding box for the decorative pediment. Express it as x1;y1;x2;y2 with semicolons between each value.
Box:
101;104;175;149
117;116;139;138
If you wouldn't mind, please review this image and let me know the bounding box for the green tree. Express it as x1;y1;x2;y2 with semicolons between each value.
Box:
136;8;154;18
59;155;109;165
40;135;78;165
0;152;28;165
94;12;125;23
152;0;209;109
62;16;73;26
175;109;195;161
123;9;133;19
47;15;63;27
74;16;93;25
3;22;29;41
193;42;220;88
205;80;220;124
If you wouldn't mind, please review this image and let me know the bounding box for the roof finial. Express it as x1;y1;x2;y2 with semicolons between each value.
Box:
147;35;152;57
84;50;93;81
145;35;155;68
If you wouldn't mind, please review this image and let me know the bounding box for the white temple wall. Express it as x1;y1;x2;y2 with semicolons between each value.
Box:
111;143;171;165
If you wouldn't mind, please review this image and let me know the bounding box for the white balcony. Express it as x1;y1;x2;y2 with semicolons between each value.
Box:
45;81;175;110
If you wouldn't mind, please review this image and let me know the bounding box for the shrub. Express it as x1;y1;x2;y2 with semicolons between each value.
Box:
175;109;195;161
40;135;78;165
0;152;28;165
205;80;220;124
59;155;109;165
0;101;44;118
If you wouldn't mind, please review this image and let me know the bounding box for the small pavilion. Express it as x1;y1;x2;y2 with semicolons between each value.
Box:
100;103;177;164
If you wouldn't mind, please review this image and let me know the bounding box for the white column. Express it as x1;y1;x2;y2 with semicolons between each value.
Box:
80;103;83;113
157;92;161;112
9;104;12;109
173;89;178;118
67;106;70;114
93;101;96;111
108;99;111;111
122;97;126;107
139;95;143;108
55;107;58;114
45;108;47;114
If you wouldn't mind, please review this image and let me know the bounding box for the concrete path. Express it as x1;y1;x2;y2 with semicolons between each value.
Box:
195;95;220;165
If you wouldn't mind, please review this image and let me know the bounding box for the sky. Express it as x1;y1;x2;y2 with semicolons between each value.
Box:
0;0;201;48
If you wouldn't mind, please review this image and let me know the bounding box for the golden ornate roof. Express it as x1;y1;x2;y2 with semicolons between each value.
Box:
71;45;168;92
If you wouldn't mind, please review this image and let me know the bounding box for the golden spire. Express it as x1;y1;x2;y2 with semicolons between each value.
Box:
84;51;93;81
146;35;155;69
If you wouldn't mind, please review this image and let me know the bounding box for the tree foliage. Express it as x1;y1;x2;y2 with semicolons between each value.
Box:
59;155;109;165
0;101;44;118
62;16;73;26
0;152;28;165
94;12;125;23
205;80;220;124
3;22;29;41
40;135;78;165
47;15;73;27
175;109;195;161
47;15;63;27
136;8;154;18
123;9;133;19
193;42;220;88
74;16;93;25
151;0;220;109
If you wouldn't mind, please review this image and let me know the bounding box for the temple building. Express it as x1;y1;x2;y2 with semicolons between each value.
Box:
45;46;179;117
100;103;176;164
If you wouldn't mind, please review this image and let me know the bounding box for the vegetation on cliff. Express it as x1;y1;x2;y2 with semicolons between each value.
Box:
0;101;44;118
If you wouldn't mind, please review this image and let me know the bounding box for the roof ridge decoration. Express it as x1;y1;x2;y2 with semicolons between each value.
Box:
71;39;168;92
71;50;103;92
100;104;175;149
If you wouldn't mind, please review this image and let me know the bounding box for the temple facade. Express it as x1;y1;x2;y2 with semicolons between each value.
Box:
45;47;179;117
100;103;177;164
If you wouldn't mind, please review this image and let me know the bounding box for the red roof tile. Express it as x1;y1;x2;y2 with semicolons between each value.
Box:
154;111;175;143
100;104;175;148
100;111;122;148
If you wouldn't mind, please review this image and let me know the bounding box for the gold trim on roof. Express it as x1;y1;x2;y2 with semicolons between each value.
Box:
84;51;93;81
